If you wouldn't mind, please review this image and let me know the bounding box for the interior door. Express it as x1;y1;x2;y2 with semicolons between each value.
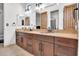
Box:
41;41;54;56
0;4;3;42
41;12;47;29
64;4;76;30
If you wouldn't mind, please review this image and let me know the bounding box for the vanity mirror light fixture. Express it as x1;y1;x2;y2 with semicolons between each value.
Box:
36;3;42;10
36;3;45;11
25;5;31;14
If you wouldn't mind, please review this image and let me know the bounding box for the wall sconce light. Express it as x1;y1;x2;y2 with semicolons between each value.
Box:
36;3;42;10
36;3;45;11
25;5;31;14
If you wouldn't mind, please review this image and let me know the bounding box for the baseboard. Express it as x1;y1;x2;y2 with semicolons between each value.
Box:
4;44;16;47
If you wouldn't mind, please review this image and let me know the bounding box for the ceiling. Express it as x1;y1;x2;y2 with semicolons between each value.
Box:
20;3;56;9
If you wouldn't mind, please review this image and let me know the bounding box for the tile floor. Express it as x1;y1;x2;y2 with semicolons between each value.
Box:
0;43;33;56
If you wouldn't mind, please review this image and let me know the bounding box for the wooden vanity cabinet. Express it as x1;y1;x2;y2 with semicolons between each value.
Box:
41;41;54;56
16;32;23;47
32;34;54;56
16;32;27;49
16;32;20;46
25;34;33;53
32;39;42;56
16;35;21;47
41;35;54;56
16;32;34;54
54;37;78;56
16;32;78;56
33;39;54;56
55;44;77;56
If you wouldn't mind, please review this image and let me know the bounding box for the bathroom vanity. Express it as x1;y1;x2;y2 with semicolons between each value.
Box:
16;29;78;56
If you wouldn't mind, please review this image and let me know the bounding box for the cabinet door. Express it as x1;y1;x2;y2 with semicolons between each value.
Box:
33;39;42;56
41;41;54;56
26;39;33;53
19;36;24;48
16;32;21;46
55;37;78;56
55;37;78;48
22;35;27;49
16;32;24;47
17;34;27;49
55;44;77;56
16;36;21;46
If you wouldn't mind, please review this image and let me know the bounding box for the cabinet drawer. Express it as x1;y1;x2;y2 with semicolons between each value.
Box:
16;36;21;43
16;32;24;36
55;37;78;48
27;44;32;53
16;35;21;39
41;36;54;43
16;38;20;45
34;34;54;43
27;40;33;53
34;34;42;40
55;44;77;56
16;32;20;36
25;33;33;40
27;39;32;45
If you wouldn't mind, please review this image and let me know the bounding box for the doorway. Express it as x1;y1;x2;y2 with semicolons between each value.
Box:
0;3;4;47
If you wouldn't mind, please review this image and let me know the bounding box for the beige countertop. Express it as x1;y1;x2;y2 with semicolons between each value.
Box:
16;29;78;40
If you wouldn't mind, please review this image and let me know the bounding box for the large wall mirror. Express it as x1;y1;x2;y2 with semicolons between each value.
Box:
36;12;41;29
50;10;59;30
36;12;48;29
18;16;30;26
